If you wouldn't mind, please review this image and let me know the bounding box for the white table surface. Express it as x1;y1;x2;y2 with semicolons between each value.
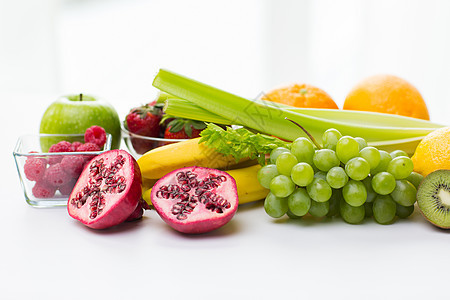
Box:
2;92;450;300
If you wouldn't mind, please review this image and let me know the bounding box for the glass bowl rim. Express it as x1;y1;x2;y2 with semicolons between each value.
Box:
13;133;112;156
121;125;188;143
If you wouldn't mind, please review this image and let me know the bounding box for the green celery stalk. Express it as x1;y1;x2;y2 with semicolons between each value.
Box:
164;97;444;129
256;98;442;129
164;98;231;124
153;69;442;143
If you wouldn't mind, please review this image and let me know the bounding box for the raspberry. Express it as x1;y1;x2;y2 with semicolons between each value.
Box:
24;157;47;181
44;163;72;187
58;179;76;196
84;126;107;148
77;142;101;152
28;151;48;163
49;141;73;164
61;155;86;178
32;180;56;198
48;155;63;165
49;141;73;153
71;141;83;151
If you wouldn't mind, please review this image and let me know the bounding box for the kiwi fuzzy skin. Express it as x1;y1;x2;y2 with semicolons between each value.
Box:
417;169;450;229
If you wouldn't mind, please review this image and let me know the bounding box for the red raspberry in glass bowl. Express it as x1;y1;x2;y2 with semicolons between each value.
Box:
48;141;73;164
24;157;47;181
32;180;57;198
44;163;72;188
84;125;107;148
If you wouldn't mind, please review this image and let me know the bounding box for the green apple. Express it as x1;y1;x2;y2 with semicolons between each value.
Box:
39;94;121;151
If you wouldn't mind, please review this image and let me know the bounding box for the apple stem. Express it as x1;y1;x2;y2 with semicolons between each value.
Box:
79;93;83;101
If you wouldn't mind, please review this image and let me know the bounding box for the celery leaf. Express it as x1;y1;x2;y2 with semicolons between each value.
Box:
199;123;289;165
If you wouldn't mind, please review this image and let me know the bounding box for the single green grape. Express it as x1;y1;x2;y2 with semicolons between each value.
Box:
313;149;340;172
372;195;397;224
322;128;342;151
371;150;392;174
270;147;290;164
257;164;279;189
291;137;315;165
286;209;302;219
406;171;424;189
342;180;367;207
291;162;314;186
327;189;342;217
390;150;408;159
345;157;370;180
359;146;381;170
340;199;365;224
396;204;414;218
306;177;332;202
287;188;311;217
390;180;417;206
336;136;360;164
276;152;298;176
326;166;348;189
309;200;330;217
387;156;414;179
362;176;377;203
270;175;295;198
354;137;368;151
364;202;373;218
264;192;288;218
371;171;396;195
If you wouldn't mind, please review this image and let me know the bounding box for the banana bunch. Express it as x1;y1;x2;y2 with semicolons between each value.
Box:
137;137;249;179
137;139;269;206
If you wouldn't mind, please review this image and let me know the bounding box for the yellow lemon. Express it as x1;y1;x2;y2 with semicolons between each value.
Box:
411;127;450;176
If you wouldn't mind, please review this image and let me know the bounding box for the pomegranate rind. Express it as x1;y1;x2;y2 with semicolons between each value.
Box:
151;166;238;234
125;201;144;222
67;149;142;229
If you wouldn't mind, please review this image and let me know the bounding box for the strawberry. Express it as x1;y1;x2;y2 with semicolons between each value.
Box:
164;118;207;139
125;103;163;137
125;102;164;155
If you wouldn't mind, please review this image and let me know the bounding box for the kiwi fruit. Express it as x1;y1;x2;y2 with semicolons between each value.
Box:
417;169;450;228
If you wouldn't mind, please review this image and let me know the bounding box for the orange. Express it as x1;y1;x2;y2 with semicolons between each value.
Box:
343;74;429;120
411;127;450;176
262;83;338;109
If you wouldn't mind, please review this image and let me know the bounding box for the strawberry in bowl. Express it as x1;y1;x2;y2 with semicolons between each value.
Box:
163;118;207;140
124;101;164;155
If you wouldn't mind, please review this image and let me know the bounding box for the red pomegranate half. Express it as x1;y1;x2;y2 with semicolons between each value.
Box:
68;149;142;229
151;166;238;234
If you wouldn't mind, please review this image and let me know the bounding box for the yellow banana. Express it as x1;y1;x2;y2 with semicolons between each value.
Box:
224;164;268;204
137;137;246;179
142;178;158;190
142;188;152;206
141;164;268;206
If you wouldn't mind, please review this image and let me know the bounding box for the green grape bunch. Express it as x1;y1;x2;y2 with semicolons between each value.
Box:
257;126;423;225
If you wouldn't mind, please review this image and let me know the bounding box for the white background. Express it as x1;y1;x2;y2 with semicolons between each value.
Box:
1;0;450;299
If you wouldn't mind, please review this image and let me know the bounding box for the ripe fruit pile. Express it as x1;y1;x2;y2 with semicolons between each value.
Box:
257;128;423;224
24;126;107;198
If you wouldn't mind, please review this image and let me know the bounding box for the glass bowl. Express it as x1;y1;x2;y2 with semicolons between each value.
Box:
121;126;187;158
13;133;112;207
